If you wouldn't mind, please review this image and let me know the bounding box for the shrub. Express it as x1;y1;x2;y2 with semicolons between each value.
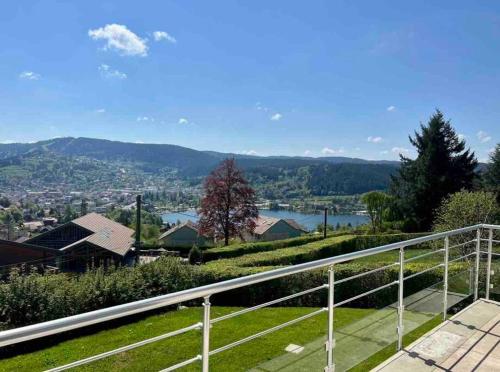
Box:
188;245;203;265
0;257;198;328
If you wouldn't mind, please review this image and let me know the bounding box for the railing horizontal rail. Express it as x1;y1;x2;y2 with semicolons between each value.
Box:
480;238;500;244
211;285;327;324
403;263;444;281
45;322;202;372
335;262;399;284
334;280;398;308
405;249;444;263
209;308;326;355
448;252;476;264
159;355;202;372
449;239;476;250
0;224;495;350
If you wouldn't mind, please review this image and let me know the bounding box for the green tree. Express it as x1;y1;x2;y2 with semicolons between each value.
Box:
0;196;11;208
433;191;499;257
188;244;203;264
434;191;498;231
390;110;477;231
361;191;391;232
483;144;500;204
61;205;77;223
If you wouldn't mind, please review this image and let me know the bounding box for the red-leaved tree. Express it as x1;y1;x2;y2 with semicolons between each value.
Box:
198;158;258;246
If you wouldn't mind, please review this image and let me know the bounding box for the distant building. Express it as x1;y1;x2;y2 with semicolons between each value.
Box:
247;216;308;241
0;239;61;273
158;221;213;248
25;213;135;271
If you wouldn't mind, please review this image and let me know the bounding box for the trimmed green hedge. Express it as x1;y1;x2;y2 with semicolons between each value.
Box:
204;233;429;272
202;233;333;262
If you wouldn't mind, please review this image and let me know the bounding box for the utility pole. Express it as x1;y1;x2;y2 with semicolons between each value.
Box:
323;207;328;239
135;194;142;248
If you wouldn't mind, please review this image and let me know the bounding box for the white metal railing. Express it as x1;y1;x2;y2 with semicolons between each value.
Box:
0;223;498;371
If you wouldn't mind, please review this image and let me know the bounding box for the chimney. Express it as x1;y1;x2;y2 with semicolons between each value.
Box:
135;194;142;248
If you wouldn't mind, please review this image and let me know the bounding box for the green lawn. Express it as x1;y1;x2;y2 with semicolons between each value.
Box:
0;303;448;372
0;307;374;372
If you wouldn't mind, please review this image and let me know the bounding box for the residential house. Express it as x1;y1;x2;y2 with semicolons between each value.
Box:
248;216;308;241
158;220;213;248
0;239;61;274
25;213;136;271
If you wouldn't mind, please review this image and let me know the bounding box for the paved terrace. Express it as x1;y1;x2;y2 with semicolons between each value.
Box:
373;299;500;372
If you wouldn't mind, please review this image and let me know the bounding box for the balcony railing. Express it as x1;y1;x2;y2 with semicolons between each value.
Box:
0;223;498;371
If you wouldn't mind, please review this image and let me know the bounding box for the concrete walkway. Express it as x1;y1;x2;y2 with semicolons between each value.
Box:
372;299;500;372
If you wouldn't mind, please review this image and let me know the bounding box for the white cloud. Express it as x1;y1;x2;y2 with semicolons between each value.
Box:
477;130;491;143
137;116;150;122
367;136;383;143
322;147;345;155
19;71;41;80
270;113;282;121
255;102;269;112
380;150;389;155
95;108;106;113
304;150;311;156
178;118;189;125
153;31;177;43
387;105;396;112
392;147;410;155
0;140;14;144
241;150;258;156
457;133;467;141
98;64;127;79
88;24;148;57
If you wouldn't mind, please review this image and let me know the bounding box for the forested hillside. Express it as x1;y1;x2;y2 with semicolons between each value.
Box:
0;137;399;196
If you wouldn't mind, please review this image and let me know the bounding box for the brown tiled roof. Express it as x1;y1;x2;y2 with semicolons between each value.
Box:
253;215;308;235
283;219;308;233
159;220;200;240
253;216;280;235
70;213;135;256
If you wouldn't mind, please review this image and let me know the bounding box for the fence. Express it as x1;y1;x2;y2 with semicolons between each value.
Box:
0;223;498;371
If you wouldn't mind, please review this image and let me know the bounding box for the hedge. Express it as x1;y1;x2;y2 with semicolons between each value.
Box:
0;232;451;329
203;262;466;310
203;233;429;272
0;258;199;328
202;234;326;261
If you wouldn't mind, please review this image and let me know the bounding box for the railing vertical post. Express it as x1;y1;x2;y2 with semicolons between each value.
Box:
486;228;493;300
474;228;481;301
325;266;335;372
442;236;449;321
397;246;405;351
202;296;211;372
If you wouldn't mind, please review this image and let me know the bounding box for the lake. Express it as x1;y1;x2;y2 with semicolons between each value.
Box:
162;209;368;231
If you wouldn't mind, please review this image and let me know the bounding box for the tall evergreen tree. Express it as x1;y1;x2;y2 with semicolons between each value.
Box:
390;110;477;231
483;143;500;204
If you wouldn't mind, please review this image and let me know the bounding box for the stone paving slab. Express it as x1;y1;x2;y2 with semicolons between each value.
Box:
371;299;500;372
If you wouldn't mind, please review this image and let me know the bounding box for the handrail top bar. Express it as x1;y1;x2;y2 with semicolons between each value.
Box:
0;223;496;347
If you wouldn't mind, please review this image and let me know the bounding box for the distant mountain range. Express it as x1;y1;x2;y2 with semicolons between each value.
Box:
0;137;399;170
0;137;401;196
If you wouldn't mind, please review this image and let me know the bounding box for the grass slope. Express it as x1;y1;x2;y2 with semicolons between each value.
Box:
0;307;374;372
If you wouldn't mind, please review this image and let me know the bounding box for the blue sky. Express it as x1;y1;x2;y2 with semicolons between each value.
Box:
0;1;498;161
